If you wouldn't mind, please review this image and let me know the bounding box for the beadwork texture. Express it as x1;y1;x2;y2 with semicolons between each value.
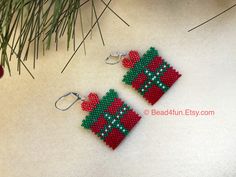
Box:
123;47;181;105
81;89;141;149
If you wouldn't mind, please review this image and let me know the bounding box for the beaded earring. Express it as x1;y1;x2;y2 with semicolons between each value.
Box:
55;89;141;150
114;47;181;105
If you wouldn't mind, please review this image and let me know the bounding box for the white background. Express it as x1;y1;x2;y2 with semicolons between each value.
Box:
1;0;236;177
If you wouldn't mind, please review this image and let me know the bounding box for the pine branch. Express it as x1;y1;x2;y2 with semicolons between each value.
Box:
0;0;130;77
0;0;85;76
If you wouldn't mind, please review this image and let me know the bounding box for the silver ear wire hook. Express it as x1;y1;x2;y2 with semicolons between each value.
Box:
105;51;128;65
55;92;85;111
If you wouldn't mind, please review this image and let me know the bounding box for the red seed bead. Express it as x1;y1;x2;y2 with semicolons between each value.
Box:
81;101;94;112
129;50;140;63
88;93;99;105
122;57;134;68
81;93;100;112
122;50;140;69
0;65;4;79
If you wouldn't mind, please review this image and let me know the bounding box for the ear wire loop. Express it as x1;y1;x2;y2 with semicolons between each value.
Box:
55;92;85;111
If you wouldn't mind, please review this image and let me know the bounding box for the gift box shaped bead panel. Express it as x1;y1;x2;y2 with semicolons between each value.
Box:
123;47;181;105
82;89;141;149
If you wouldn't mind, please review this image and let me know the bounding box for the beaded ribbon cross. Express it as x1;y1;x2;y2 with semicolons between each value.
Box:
122;47;181;105
81;89;141;149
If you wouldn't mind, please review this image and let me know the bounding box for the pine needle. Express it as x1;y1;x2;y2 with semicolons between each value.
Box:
0;0;130;77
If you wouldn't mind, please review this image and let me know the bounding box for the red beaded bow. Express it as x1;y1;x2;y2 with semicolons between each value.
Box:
122;51;140;68
81;93;99;112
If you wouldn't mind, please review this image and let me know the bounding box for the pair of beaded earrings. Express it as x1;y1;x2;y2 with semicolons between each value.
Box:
55;47;181;150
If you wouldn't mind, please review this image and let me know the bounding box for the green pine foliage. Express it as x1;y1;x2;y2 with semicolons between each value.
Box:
0;0;129;78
